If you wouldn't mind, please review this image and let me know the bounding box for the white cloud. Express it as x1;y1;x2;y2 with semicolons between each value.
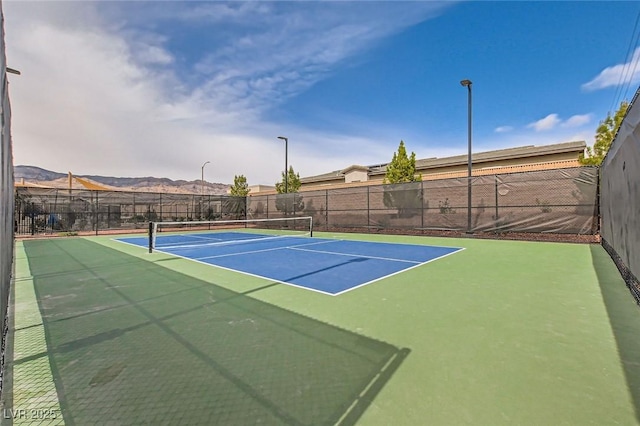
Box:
581;47;640;91
494;126;513;133
562;114;592;128
4;1;448;184
525;113;593;132
527;114;561;132
483;115;594;157
186;3;448;116
179;2;274;23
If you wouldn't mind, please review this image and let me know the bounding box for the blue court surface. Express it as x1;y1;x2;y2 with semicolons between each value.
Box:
117;233;463;295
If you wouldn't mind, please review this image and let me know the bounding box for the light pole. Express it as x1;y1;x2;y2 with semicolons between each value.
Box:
201;161;210;195
460;79;472;233
277;136;288;194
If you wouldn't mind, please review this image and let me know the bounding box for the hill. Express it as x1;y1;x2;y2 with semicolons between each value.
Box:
14;165;231;195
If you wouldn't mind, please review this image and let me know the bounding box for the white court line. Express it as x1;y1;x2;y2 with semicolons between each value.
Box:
157;234;289;251
151;247;338;296
115;238;150;250
145;237;465;297
180;234;224;241
288;246;422;264
194;238;338;261
331;248;465;296
156;233;225;245
195;245;286;260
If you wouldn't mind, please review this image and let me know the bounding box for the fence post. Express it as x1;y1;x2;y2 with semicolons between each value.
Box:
30;202;35;235
495;175;499;221
420;181;424;230
52;189;59;234
95;191;99;235
367;186;370;229
595;167;601;235
325;189;329;231
148;221;153;254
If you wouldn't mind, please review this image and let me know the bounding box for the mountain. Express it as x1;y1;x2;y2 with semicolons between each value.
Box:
14;165;231;195
15;165;66;182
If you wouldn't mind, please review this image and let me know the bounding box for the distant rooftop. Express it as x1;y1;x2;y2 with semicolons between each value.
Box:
300;141;586;183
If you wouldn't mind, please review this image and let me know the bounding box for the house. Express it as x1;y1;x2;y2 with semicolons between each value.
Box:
286;140;587;192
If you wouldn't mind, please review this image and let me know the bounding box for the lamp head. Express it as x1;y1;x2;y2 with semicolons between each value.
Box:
277;136;288;142
460;79;472;87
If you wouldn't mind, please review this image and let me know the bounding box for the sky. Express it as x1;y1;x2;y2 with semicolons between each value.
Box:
4;1;640;186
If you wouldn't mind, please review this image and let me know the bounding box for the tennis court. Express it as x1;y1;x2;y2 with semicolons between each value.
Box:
3;227;640;425
118;228;463;295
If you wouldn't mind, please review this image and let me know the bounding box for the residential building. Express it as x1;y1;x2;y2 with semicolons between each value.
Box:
251;140;586;194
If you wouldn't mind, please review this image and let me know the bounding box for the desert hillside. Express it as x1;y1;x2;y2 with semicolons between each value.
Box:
15;165;231;195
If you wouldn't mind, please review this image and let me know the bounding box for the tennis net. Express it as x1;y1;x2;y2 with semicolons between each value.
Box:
148;216;313;253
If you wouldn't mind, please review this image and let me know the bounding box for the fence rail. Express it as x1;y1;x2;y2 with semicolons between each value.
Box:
14;188;247;235
247;167;599;235
15;166;599;237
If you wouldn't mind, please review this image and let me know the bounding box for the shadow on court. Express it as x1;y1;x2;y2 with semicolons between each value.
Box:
590;245;640;423
19;238;409;425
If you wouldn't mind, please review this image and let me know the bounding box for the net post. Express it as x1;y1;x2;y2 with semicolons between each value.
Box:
148;221;153;253
310;216;313;237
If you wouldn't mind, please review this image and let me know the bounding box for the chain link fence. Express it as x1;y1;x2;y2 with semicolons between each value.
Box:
14;188;247;235
247;167;599;235
1;5;15;397
601;87;640;303
15;167;599;238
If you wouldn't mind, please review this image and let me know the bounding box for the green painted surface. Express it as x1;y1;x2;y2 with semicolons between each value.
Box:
4;232;640;425
2;242;64;425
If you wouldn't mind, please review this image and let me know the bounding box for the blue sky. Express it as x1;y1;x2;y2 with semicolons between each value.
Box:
5;1;640;185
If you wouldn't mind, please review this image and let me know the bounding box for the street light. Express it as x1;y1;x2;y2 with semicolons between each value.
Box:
201;161;210;195
277;136;288;194
460;79;472;233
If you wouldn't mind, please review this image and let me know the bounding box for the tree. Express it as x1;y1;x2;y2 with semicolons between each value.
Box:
383;140;422;184
229;174;250;196
275;166;304;213
579;100;629;166
224;175;249;219
275;166;302;193
383;141;423;218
